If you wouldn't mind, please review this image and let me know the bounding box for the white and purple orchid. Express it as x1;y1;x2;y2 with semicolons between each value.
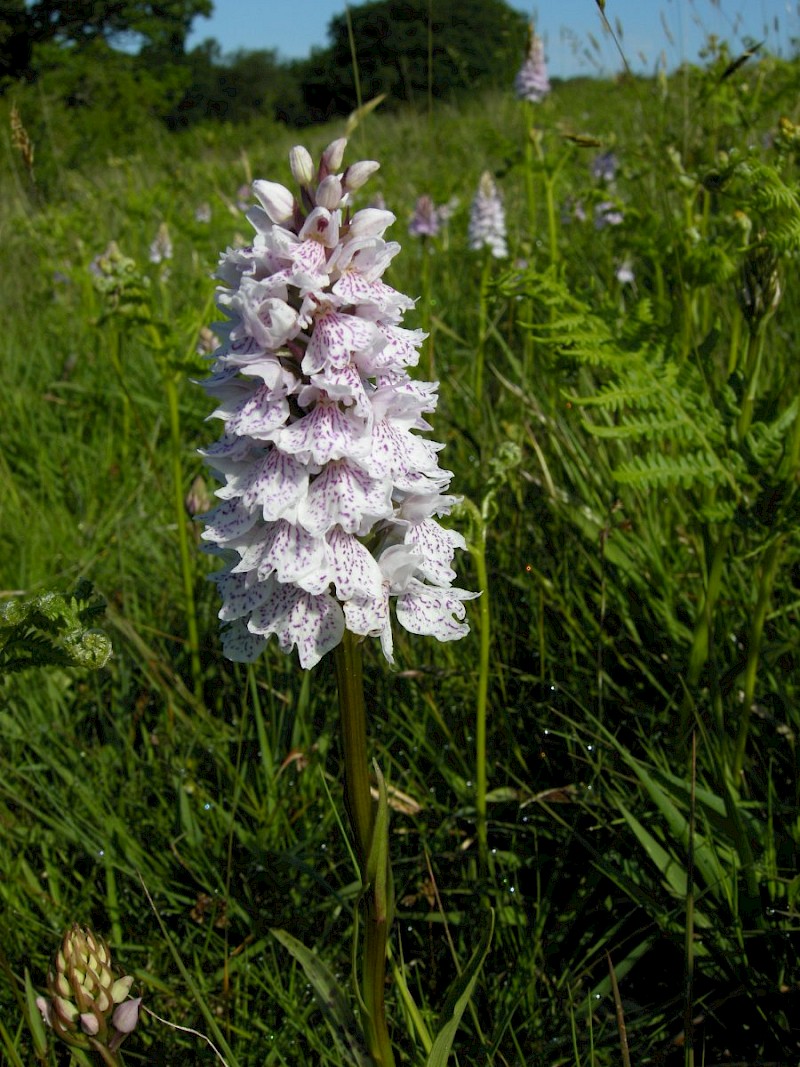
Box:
199;140;474;669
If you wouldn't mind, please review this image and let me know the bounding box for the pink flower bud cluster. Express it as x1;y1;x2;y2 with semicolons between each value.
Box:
468;172;508;259
199;140;475;669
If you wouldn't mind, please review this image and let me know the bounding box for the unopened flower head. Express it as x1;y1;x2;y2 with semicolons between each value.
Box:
199;141;475;669
515;25;550;103
37;926;139;1053
468;171;508;259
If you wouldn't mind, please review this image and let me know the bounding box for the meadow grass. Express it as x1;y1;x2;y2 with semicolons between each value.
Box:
2;30;800;1066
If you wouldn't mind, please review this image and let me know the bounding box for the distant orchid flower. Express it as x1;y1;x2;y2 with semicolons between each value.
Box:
195;202;212;224
468;171;508;259
616;259;635;285
595;200;624;229
199;140;475;669
236;183;250;213
561;197;587;225
408;195;440;238
149;222;172;264
591;151;618;183
515;26;550;103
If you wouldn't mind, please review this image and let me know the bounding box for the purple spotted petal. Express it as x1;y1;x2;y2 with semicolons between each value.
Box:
326;527;383;600
302;309;378;375
344;587;394;662
221;619;269;662
200;499;259;543
214;570;274;622
276;402;371;465
404;519;466;585
248;584;345;668
395;579;479;642
298;460;393;536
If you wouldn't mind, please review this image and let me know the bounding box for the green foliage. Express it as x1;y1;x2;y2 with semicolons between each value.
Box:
0;579;111;674
296;0;528;123
3;27;800;1067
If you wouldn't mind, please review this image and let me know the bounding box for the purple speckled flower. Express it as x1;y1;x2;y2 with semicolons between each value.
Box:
468;172;508;259
199;140;474;669
408;195;441;238
515;26;550;103
408;195;459;239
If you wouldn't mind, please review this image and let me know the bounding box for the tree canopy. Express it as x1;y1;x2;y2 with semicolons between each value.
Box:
2;0;531;134
296;0;529;121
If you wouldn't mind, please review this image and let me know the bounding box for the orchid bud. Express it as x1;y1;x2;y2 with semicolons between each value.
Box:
289;145;314;187
342;159;380;193
315;175;343;210
321;137;347;175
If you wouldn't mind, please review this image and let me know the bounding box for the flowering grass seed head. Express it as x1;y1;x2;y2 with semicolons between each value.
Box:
200;141;475;669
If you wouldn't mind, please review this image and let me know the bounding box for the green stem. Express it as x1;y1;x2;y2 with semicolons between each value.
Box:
474;251;491;401
335;633;395;1067
543;174;559;267
420;240;434;380
164;372;203;700
680;529;729;735
87;1039;124;1067
732;537;782;783
473;530;491;874
736;328;766;441
335;632;372;862
523;104;537;240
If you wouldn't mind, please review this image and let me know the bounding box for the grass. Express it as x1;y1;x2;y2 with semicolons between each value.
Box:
3;23;800;1067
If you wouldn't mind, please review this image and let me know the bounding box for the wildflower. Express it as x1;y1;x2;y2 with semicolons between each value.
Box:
149;222;172;264
594;200;624;229
515;26;550;103
36;926;139;1054
408;195;442;238
195;202;212;224
236;183;250;212
199;141;475;669
468;172;508;258
561;198;587;225
615;259;635;285
591;151;618;183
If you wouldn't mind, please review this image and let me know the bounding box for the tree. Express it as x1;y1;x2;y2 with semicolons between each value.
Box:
300;0;529;119
0;0;32;81
28;0;213;57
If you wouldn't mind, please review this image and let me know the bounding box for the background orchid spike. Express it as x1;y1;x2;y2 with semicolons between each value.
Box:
514;24;551;103
199;140;475;669
468;171;508;258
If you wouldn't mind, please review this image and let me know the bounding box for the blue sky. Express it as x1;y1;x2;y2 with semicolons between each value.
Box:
186;1;798;79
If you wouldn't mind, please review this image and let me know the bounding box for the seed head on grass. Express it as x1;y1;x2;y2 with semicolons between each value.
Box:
199;140;475;668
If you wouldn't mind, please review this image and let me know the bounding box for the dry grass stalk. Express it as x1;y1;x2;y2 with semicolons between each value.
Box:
10;103;35;182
